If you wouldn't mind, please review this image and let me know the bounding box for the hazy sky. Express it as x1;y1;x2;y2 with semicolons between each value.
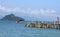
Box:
0;0;60;21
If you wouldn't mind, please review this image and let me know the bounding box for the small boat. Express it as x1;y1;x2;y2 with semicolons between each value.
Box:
16;19;20;23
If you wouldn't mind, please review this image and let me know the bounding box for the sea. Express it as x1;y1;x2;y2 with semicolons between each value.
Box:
0;20;60;37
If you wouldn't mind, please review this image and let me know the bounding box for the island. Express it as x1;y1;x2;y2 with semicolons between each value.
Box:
1;14;24;22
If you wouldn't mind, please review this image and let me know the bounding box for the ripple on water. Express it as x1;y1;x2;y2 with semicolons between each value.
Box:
0;21;60;37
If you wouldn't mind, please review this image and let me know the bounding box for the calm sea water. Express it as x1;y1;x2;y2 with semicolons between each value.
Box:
0;20;60;37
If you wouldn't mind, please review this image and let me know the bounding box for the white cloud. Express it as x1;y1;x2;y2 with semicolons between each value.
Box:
0;5;57;17
0;5;6;10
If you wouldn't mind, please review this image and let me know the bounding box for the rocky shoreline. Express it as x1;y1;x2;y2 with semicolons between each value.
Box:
25;21;60;29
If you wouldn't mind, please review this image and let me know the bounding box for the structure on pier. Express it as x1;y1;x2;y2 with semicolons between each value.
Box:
53;17;60;29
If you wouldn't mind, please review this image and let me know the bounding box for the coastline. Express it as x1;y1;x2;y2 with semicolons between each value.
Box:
25;21;60;29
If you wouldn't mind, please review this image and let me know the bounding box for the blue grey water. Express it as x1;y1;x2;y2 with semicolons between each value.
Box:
0;20;60;37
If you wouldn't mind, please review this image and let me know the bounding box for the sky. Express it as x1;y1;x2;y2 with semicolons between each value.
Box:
0;0;60;21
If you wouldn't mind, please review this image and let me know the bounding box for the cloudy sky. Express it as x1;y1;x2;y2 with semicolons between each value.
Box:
0;0;60;21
